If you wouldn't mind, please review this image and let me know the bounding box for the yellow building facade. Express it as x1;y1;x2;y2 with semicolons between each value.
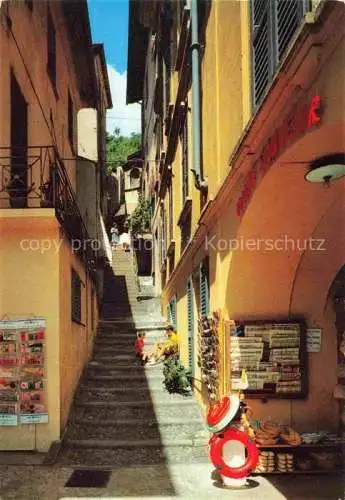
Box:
128;0;345;435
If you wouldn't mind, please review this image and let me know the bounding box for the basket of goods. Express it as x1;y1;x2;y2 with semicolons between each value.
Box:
310;451;338;470
280;426;302;446
301;432;324;444
255;420;280;446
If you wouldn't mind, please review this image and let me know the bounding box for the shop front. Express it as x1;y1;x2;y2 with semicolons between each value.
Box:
214;36;345;473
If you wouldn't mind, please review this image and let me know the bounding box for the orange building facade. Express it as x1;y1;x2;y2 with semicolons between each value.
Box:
0;1;110;450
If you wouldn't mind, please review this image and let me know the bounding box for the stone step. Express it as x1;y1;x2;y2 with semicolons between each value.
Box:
85;372;163;382
86;363;163;372
81;376;164;389
76;391;193;406
75;399;197;408
72;401;203;422
65;438;206;449
59;444;209;467
65;421;208;444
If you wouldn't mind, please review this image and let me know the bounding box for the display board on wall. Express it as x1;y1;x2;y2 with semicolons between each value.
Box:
0;319;48;426
229;320;308;399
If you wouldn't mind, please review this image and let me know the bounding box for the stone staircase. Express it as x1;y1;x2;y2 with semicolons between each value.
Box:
59;249;209;467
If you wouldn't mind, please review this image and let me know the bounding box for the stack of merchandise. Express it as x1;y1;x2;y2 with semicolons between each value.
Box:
255;420;281;445
255;451;275;473
198;312;220;402
276;453;294;472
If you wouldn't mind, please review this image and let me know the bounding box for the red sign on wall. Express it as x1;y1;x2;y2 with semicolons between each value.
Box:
236;96;322;217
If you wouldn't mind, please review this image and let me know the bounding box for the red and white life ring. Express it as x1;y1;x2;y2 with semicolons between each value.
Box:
209;427;259;479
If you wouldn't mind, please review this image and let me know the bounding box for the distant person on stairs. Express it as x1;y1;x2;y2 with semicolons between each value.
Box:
110;223;119;248
119;222;131;251
134;332;148;364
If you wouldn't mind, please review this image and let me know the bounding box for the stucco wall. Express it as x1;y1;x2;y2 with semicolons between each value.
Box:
0;210;60;451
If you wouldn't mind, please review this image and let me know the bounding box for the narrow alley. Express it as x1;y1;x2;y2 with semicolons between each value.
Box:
1;0;345;498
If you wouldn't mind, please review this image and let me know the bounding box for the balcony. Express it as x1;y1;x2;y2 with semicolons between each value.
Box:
0;146;96;272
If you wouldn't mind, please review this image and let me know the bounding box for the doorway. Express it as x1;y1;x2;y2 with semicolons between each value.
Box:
10;71;28;208
330;265;345;436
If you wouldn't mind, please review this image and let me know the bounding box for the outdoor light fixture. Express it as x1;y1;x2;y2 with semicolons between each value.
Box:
305;153;345;187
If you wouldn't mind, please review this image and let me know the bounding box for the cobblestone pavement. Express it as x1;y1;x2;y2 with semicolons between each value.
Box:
0;464;343;500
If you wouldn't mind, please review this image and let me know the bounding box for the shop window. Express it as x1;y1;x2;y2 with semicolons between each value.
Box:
71;269;82;323
251;0;309;108
168;295;177;329
68;90;74;150
47;10;56;89
199;257;209;317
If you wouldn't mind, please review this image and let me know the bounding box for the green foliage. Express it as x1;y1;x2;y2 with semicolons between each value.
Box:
106;129;141;173
129;195;152;236
163;355;192;395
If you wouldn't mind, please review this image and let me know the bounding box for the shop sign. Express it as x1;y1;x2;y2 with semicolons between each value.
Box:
0;414;18;426
21;413;49;425
236;96;322;217
306;328;322;353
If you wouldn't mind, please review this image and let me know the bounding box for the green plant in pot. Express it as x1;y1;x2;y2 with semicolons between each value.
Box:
163;355;192;395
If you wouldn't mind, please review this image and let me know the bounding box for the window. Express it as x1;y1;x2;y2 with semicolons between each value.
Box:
47;10;56;88
181;112;189;204
71;269;82;323
25;0;33;12
130;168;141;189
199;257;209;317
168;181;173;242
168;296;177;329
68;90;74;149
251;0;309;108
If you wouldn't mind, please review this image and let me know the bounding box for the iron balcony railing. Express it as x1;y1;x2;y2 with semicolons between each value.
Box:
0;145;96;273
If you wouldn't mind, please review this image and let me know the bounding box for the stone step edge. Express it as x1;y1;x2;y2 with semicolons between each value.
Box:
65;439;207;449
75;399;197;408
85;374;163;381
72;417;205;426
79;386;168;393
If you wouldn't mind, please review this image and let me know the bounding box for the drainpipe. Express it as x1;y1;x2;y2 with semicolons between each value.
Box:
190;0;208;192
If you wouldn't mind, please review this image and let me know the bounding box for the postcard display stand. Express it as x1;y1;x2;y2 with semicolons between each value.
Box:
0;319;48;426
230;321;307;399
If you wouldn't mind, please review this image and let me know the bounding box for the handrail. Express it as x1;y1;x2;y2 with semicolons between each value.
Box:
0;145;96;274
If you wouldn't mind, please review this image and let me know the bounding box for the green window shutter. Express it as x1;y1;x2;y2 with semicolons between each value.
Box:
200;259;209;317
168;295;177;330
187;277;194;375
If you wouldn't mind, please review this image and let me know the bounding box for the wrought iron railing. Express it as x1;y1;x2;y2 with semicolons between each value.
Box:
0;146;96;273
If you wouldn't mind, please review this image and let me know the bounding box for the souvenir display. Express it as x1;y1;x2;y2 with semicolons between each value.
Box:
229;321;307;398
198;312;220;401
0;319;48;425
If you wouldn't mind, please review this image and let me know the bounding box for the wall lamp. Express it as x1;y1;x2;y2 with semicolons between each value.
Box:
305;153;345;187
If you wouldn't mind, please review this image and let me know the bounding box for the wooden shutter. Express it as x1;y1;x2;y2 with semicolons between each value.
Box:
187;277;194;375
251;0;272;107
168;296;177;330
200;259;209;317
276;0;308;60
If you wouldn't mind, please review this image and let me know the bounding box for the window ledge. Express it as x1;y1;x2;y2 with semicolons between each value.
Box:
72;319;85;327
177;197;192;227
